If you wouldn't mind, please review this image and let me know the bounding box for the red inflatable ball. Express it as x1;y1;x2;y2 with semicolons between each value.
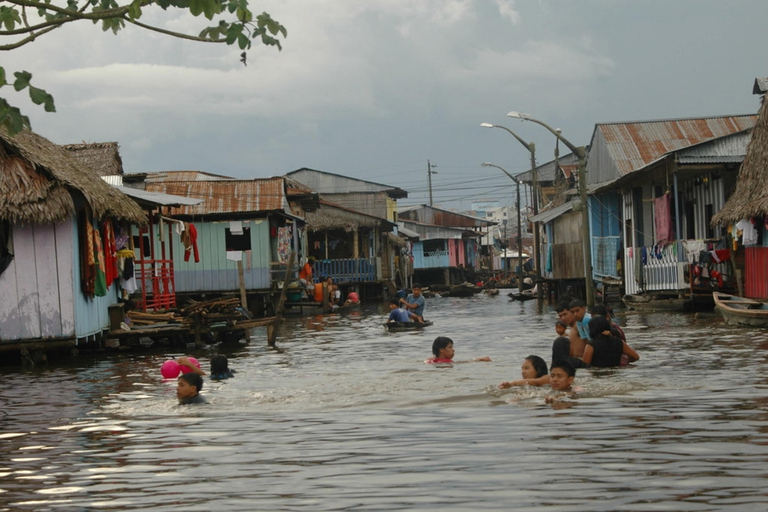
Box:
179;357;201;374
160;360;180;379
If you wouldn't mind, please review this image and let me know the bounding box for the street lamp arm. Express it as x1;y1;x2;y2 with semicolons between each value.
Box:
506;111;583;157
481;162;519;184
480;123;533;153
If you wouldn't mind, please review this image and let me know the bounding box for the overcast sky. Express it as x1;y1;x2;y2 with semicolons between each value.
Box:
4;0;767;211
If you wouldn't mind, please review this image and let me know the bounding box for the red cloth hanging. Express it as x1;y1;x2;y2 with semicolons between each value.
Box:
182;223;200;263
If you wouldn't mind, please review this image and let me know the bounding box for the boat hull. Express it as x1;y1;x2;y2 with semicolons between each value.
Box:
622;293;686;311
714;292;768;328
384;321;433;332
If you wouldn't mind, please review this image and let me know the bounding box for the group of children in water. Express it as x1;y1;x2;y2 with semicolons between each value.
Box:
173;355;234;405
424;298;639;403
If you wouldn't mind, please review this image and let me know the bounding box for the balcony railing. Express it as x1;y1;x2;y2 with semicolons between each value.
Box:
313;258;379;283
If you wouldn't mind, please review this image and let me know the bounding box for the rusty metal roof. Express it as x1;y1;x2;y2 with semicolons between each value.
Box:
594;115;757;177
145;178;287;216
144;170;236;182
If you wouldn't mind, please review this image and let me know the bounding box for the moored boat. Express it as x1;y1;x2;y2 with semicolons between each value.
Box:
384;320;433;332
713;292;768;327
622;292;687;311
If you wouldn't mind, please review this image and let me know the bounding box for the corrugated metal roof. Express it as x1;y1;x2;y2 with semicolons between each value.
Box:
530;200;576;224
676;131;752;164
115;185;204;207
754;77;768;95
516;150;583;184
593;115;757;178
145;178;287;216
145;170;236;182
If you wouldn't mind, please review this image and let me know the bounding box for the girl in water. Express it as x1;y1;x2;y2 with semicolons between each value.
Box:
582;316;639;367
498;355;549;388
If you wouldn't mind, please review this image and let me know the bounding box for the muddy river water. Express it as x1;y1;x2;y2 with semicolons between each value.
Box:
2;294;768;511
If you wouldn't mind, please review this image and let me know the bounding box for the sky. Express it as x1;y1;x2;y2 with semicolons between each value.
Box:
4;0;768;212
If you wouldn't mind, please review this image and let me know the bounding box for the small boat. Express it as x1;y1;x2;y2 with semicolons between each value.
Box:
622;293;686;311
324;303;361;315
713;292;768;328
507;291;535;301
384;320;433;332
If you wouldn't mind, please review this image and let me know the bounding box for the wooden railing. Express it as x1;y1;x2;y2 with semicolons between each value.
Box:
313;258;378;283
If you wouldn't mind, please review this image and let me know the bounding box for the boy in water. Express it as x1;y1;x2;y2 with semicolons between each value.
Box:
555;320;567;337
545;361;576;403
388;299;421;323
400;283;426;322
425;336;492;364
177;373;206;405
569;299;592;342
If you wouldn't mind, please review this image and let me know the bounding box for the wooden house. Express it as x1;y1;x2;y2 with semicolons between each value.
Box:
713;79;768;299
398;205;495;285
285;168;406;286
133;174;318;313
0;129;145;354
587;115;757;306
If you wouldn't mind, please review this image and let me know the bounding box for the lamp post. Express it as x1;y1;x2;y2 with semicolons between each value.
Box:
481;122;541;299
481;162;523;292
507;111;595;307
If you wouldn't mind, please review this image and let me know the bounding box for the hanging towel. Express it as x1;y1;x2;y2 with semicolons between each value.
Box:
736;218;758;246
654;194;674;246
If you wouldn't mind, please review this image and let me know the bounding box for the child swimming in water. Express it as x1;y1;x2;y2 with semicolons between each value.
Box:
555;320;567;337
498;355;549;388
177;373;207;405
425;336;492;364
545;361;577;404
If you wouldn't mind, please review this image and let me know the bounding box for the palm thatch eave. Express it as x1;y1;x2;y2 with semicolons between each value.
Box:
712;97;768;226
0;128;146;226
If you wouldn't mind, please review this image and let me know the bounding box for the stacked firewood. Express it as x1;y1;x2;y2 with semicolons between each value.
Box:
125;310;183;326
179;297;250;325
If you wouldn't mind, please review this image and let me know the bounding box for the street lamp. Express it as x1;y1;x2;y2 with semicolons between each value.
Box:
481;122;541;299
481;162;523;292
507;111;595;307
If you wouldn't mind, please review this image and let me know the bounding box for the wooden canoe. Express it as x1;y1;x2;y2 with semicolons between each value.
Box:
713;292;768;328
384;320;433;332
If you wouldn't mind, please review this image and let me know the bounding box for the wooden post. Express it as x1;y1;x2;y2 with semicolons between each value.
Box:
269;252;295;346
237;260;247;309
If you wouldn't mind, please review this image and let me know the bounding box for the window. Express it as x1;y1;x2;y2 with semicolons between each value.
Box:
226;227;251;251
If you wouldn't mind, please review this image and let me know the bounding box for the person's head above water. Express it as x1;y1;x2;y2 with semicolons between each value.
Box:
588;315;612;339
549;361;576;391
177;372;203;401
569;299;587;321
523;355;548;379
432;336;454;359
411;283;422;297
555;301;576;326
389;299;400;309
211;355;229;374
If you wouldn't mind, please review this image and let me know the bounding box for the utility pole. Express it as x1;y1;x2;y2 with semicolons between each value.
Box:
427;160;438;206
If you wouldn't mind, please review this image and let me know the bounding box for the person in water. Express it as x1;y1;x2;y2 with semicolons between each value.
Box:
425;336;491;364
555;320;567;337
551;336;589;369
177;356;205;375
177;372;206;405
343;290;360;307
545;361;577;403
400;283;426;322
581;316;640;368
555;300;586;359
210;355;235;380
570;299;592;342
498;355;549;388
591;304;626;342
387;299;422;323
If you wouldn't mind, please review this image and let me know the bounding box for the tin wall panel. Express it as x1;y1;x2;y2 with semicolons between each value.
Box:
745;247;768;299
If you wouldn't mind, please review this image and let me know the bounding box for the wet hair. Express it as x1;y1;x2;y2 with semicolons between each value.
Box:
588;315;612;340
555;320;567;328
551;336;571;367
591;304;608;317
432;336;454;357
211;355;229;375
179;372;203;392
550;360;576;378
412;283;422;290
569;299;586;309
525;355;548;378
389;299;401;307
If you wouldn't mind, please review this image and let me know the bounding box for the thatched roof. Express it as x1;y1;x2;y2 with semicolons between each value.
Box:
0;129;146;225
62;141;123;176
305;200;394;231
712;97;768;225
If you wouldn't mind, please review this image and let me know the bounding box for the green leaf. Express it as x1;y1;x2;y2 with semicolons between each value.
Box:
189;0;203;16
0;98;32;136
237;32;249;50
0;67;6;88
28;86;56;112
13;71;32;92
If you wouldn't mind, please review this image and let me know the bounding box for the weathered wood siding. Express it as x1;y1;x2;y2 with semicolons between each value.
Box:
0;217;91;342
171;219;271;292
551;211;585;279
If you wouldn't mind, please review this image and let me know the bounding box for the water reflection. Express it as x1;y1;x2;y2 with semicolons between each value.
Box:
2;295;768;510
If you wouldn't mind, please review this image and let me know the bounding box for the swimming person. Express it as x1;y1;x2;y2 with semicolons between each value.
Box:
425;336;491;364
177;356;205;375
555;300;585;359
545;361;577;404
555;320;567;337
551;336;589;369
498;355;549;388
210;355;235;380
400;283;426;322
581;316;640;367
177;373;206;405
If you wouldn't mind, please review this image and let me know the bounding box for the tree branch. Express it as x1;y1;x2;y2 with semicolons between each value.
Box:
4;0;132;21
125;17;227;43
